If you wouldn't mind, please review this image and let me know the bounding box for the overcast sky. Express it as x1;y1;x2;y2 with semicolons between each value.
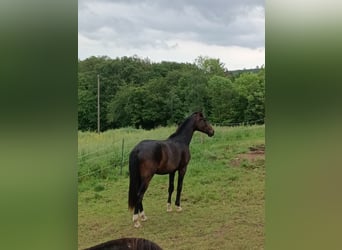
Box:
78;0;264;70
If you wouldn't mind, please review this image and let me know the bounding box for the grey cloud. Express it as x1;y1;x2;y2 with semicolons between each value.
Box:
79;0;264;49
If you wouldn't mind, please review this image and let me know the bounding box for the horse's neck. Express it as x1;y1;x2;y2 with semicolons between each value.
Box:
170;120;195;145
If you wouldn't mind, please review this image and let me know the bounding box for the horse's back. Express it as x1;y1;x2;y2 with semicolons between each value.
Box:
132;139;162;158
130;139;185;174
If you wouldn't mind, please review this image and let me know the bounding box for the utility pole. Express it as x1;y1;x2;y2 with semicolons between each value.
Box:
97;74;100;133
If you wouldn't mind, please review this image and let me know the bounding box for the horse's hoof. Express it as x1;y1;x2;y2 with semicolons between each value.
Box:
176;206;182;212
140;212;148;222
133;221;141;228
167;203;172;212
133;214;141;227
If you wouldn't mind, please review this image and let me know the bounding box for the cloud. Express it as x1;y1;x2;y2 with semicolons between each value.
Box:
78;0;265;69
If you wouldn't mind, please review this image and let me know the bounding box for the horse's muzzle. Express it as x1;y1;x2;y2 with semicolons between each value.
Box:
208;130;214;137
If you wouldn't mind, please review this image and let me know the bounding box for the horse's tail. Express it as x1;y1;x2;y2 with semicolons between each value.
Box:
128;149;140;211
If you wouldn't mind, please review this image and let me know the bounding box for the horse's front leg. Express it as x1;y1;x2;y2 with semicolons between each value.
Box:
167;172;175;212
175;168;186;212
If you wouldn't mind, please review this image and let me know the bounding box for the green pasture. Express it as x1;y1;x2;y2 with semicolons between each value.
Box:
78;125;265;249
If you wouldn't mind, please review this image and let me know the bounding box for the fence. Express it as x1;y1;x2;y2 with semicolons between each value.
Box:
78;138;127;181
78;120;265;181
213;118;265;127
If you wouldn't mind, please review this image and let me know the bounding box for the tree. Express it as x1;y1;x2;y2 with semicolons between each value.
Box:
79;55;264;131
194;56;226;77
106;84;133;128
78;58;101;131
207;76;235;124
232;70;265;124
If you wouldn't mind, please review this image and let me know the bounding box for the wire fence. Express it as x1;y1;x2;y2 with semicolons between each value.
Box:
78;138;128;181
213;118;265;127
78;119;265;181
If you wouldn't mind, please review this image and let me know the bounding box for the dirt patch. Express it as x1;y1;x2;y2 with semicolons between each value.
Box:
230;144;265;167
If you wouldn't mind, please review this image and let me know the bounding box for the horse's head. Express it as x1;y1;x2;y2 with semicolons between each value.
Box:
192;112;214;137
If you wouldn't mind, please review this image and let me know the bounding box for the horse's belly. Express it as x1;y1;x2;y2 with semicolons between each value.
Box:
155;170;170;175
155;162;177;175
154;142;182;175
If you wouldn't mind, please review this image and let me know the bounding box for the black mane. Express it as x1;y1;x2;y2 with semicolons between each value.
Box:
167;114;195;139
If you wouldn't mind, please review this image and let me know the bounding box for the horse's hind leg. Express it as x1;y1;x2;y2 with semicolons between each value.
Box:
132;183;147;228
133;206;141;228
132;202;147;228
133;177;151;227
138;202;147;221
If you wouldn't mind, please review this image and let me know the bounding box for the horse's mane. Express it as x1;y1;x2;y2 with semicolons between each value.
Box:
168;113;196;139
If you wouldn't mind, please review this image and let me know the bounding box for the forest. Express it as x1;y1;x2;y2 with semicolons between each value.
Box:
78;55;265;131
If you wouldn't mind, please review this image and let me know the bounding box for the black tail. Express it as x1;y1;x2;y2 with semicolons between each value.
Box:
128;149;141;211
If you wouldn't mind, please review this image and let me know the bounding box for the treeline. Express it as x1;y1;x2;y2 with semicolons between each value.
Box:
78;55;264;131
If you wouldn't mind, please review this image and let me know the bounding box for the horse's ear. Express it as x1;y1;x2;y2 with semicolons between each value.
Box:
196;111;203;118
193;111;203;119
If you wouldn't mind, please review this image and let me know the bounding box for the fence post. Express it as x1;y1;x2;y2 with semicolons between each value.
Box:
120;138;124;175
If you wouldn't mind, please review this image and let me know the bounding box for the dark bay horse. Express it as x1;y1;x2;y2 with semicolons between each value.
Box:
128;112;214;227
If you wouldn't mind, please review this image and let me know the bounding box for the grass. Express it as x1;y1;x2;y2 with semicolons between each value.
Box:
78;125;265;250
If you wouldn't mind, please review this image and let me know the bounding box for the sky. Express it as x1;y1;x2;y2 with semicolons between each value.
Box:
78;0;265;70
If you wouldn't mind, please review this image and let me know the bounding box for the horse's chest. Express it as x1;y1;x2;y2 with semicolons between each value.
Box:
180;150;190;165
166;152;184;169
169;147;189;169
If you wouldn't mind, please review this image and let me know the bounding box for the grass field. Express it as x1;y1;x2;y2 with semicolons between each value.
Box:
78;125;265;250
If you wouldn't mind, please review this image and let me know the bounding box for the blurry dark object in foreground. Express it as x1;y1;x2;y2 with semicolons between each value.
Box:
84;237;163;250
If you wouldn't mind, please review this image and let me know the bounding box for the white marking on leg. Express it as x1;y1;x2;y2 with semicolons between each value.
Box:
139;211;148;221
176;206;182;212
133;214;139;222
133;214;141;228
134;221;141;228
167;203;172;212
